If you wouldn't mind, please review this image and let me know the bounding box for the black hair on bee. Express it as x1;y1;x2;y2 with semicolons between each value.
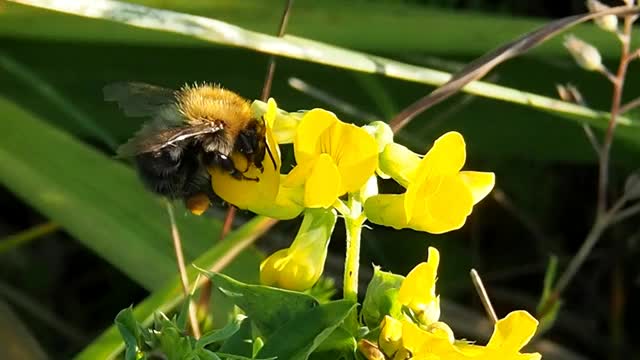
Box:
104;82;273;202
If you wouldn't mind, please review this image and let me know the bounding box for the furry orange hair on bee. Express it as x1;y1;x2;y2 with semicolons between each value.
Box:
104;82;275;203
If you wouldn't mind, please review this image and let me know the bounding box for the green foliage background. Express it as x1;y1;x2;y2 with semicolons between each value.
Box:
0;0;638;359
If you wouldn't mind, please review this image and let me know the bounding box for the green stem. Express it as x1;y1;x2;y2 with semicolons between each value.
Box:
0;221;60;254
343;196;364;302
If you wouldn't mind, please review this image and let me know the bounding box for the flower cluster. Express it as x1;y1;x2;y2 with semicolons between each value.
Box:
185;99;542;359
193;99;495;291
366;247;541;360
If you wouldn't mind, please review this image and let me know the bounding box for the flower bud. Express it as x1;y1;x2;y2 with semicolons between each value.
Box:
363;121;394;154
379;315;403;356
363;121;395;179
426;321;455;344
260;209;337;291
378;143;421;188
357;339;386;360
586;0;618;33
564;34;604;72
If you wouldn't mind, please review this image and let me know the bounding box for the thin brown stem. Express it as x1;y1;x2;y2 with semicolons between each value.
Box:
597;15;633;217
221;207;237;237
196;0;293;321
618;94;640;114
470;269;498;323
260;0;294;101
610;202;640;225
166;201;201;338
541;15;636;318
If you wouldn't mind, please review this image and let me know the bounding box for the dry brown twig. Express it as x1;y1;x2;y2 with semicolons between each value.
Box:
195;0;295;323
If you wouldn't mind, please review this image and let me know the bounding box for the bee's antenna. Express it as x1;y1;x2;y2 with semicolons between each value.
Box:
266;142;277;170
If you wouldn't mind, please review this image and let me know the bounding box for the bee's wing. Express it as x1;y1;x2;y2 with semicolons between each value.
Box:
104;82;176;117
117;123;224;157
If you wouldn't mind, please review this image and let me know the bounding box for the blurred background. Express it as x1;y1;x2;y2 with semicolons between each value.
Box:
0;0;639;359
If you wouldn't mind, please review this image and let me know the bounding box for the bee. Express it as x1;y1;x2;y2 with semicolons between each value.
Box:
104;82;276;203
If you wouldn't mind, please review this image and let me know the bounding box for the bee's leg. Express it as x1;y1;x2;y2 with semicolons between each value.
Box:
237;129;264;173
205;151;258;182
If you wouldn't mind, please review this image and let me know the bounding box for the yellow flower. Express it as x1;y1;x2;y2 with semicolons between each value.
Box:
209;98;303;219
379;315;403;357
398;247;441;325
365;132;495;234
401;319;465;360
250;99;303;144
283;109;378;208
477;311;541;360
260;209;336;291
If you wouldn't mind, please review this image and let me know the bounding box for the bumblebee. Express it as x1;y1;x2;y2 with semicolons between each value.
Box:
104;82;275;202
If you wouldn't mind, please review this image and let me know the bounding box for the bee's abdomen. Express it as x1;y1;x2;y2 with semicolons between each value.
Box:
134;147;209;199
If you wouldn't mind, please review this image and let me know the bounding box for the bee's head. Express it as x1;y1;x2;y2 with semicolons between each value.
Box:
235;117;271;171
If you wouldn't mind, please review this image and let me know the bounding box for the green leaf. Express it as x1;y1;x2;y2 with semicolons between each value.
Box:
536;255;562;335
196;315;244;348
197;349;221;360
175;295;192;333
157;318;195;360
206;272;319;337
309;326;357;360
114;308;142;360
218;318;254;358
361;266;404;328
252;336;265;358
257;300;357;360
0;0;632;57
75;217;274;360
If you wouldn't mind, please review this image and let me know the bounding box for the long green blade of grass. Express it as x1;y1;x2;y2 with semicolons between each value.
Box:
5;0;638;135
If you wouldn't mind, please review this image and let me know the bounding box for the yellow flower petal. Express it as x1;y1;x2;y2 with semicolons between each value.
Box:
378;143;422;188
400;320;463;359
379;316;403;357
459;171;495;205
250;98;302;144
249;177;304;220
335;123;379;193
487;311;539;353
264;98;278;128
364;194;410;230
293;109;378;202
294;109;338;164
405;132;466;221
408;175;474;234
259;209;335;290
398;247;441;324
305;154;341;208
209;145;279;210
283;157;314;188
210;102;282;212
418;131;466;178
